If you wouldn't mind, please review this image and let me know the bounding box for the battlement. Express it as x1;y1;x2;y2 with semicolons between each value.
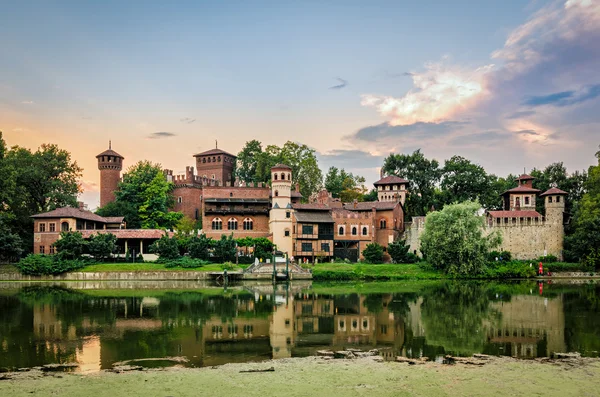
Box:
487;216;546;227
332;210;374;220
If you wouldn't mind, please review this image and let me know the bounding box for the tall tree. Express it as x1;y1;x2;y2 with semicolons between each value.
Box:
382;149;442;218
324;166;367;201
236;140;263;183
439;156;492;207
531;162;588;214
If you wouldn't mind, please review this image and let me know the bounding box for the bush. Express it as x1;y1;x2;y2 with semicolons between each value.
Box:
213;234;236;263
387;240;418;264
150;235;180;260
238;255;254;264
487;251;512;262
188;235;213;260
537;255;558;263
87;233;117;261
363;243;384;263
221;262;236;271
16;254;86;275
162;257;210;268
483;261;537;279
53;231;87;260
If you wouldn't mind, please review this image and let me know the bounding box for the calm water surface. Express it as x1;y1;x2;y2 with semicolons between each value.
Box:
0;280;598;372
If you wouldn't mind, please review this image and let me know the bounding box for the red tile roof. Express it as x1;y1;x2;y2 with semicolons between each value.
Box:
374;175;409;185
79;229;174;239
343;201;399;211
272;163;292;170
516;174;535;181
502;185;540;195
96;149;124;158
292;203;331;210
193;148;236;157
540;187;568;196
31;207;109;223
487;210;542;218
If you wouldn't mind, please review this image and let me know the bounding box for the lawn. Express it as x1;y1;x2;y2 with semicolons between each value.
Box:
307;263;445;281
77;263;248;272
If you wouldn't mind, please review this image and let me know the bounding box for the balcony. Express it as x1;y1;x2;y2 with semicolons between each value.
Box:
204;208;269;215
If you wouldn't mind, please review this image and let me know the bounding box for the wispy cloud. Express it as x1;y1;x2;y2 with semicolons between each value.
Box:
148;132;177;139
523;84;600;107
20;100;34;104
180;117;196;124
80;179;99;192
329;78;348;90
318;149;385;169
506;110;536;119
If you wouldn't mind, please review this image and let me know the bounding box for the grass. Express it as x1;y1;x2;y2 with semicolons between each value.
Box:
308;263;445;281
76;263;248;272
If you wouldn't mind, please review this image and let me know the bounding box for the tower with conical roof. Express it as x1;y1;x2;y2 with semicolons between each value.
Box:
269;164;293;255
96;141;124;207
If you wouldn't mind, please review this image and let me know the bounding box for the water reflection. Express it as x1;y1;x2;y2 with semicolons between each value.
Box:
0;281;598;372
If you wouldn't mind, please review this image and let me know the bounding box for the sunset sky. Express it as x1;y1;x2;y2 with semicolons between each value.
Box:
1;0;599;209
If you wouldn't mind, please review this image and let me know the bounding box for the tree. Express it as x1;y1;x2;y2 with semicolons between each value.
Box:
362;243;384;263
325;166;367;202
439;156;492;207
53;231;87;260
213;234;236;263
387;239;418;264
109;161;183;229
149;234;180;260
87;233;117;261
0;218;23;262
188;234;213;260
236;140;263;183
252;237;275;260
362;189;378;202
420;201;501;275
531;162;588;214
96;201;141;229
382;150;442;218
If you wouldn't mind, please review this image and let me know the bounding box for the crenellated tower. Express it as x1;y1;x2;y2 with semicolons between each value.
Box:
96;142;124;208
541;187;567;225
269;164;293;255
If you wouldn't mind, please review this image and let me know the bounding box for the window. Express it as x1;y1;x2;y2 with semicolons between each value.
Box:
286;211;290;218
230;192;233;197
39;223;46;232
380;219;387;229
362;226;368;236
301;242;312;252
228;218;238;230
61;222;69;232
275;190;279;197
243;218;253;230
287;173;291;181
49;246;55;254
274;173;278;180
284;229;290;237
321;243;330;253
338;226;344;235
302;225;314;235
352;226;357;235
556;196;561;203
548;196;553;203
203;158;206;163
218;156;221;162
49;223;56;232
525;196;530;205
212;218;222;230
39;246;45;254
281;173;285;180
211;174;215;180
195;209;199;220
212;156;216;162
208;157;211;163
177;196;182;204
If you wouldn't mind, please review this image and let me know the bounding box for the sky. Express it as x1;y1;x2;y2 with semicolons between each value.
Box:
1;0;599;209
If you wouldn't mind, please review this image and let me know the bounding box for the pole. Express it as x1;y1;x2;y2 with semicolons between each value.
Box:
285;252;289;277
272;251;276;280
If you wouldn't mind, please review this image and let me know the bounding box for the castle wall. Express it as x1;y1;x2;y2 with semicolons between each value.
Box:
172;186;203;222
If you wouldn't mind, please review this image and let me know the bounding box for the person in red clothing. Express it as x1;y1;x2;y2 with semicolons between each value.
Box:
538;262;543;276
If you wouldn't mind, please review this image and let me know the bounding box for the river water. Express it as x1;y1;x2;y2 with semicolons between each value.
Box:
0;280;598;372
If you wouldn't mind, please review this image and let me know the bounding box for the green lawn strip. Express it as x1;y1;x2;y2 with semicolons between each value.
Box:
310;263;445;280
0;264;19;273
76;263;246;272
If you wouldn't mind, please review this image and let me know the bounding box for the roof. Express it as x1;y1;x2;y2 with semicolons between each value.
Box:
487;210;542;218
96;149;124;158
374;175;409;185
31;207;109;223
193;148;236;157
516;174;535;181
204;198;269;204
294;211;334;223
540;187;568;196
291;191;303;197
502;185;541;195
292;203;331;210
103;216;125;224
271;163;292;170
343;201;399;211
79;229;174;239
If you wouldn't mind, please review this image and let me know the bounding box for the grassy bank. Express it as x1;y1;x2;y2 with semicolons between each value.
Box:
76;263;248;272
308;263;444;281
1;356;598;397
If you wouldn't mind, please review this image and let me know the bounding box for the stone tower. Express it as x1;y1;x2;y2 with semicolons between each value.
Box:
541;187;567;225
193;143;236;186
373;175;408;204
269;164;293;256
96;142;124;208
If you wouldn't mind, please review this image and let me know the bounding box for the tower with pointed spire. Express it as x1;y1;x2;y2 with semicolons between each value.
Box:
96;141;124;207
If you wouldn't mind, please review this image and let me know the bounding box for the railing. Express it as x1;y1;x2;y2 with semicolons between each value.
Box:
205;208;269;215
294;250;331;257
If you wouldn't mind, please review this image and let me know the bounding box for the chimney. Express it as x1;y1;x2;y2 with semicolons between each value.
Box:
77;201;86;211
353;199;358;209
380;167;384;179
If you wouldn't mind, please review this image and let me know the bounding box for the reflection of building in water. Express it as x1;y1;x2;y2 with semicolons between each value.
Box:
406;297;425;338
270;301;295;359
487;295;565;357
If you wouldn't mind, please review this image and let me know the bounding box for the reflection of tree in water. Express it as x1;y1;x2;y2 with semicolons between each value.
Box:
387;293;419;318
563;284;600;356
419;282;500;356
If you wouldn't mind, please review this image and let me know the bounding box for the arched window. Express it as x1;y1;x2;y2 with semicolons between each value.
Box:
352;226;357;235
275;190;279;197
212;156;216;162
380;219;387;229
362;226;368;236
61;222;69;232
287;173;291;181
229;192;233;197
212;218;222;230
338;226;344;235
195;209;199;220
203;158;206;163
177;196;182;204
207;157;211;163
218;156;221;162
228;218;238;230
274;173;278;180
243;218;253;230
281;173;285;180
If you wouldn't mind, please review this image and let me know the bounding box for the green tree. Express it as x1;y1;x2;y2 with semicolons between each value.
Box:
362;189;378;202
382;149;442;218
439;156;492;207
149;234;180;260
96;201;140;229
531;162;588;214
188;234;213;260
387;239;418;264
420;201;501;275
324;166;367;202
362;242;384;263
252;237;275;260
110;161;183;229
236;140;263;183
87;233;117;261
0;218;23;262
53;231;87;260
213;234;236;263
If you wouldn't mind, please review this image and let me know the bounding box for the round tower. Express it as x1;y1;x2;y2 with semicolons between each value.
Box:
540;187;567;224
269;164;293;255
96;142;124;208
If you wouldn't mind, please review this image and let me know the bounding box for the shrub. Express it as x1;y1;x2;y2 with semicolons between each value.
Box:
537;255;558;263
363;243;384;264
388;240;418;264
87;233;118;261
53;231;87;260
487;251;512;262
150;235;180;260
221;262;236;271
162;257;210;268
16;254;86;275
238;255;254;264
483;261;537;279
213;234;236;263
188;235;213;260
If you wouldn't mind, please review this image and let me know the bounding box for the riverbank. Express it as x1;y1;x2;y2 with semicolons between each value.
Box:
1;355;599;397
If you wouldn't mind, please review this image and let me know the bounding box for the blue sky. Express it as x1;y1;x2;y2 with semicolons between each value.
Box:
1;0;599;208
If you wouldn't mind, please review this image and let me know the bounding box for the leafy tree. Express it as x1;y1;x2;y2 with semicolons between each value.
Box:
110;161;183;229
420;201;501;276
439;156;492;207
149;234;180;260
531;162;588;214
53;231;87;260
362;189;378;202
387;239;418;264
213;234;236;263
0;218;23;262
324;167;366;200
96;201;140;229
252;237;275;260
236;140;263;183
382;149;442;218
362;242;384;263
87;233;117;261
188;234;213;260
